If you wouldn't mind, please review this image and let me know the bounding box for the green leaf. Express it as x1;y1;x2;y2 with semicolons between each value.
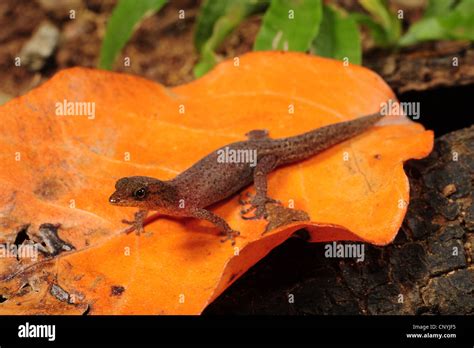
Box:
398;17;446;45
253;0;323;51
424;0;455;18
194;0;236;53
440;0;474;37
399;0;474;46
351;12;388;46
358;0;401;45
193;0;267;77
99;0;167;70
312;5;361;64
359;0;391;29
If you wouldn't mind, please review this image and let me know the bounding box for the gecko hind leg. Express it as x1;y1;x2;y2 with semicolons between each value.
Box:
245;129;269;140
240;155;280;220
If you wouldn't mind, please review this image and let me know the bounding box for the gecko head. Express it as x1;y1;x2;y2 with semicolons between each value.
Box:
109;176;171;208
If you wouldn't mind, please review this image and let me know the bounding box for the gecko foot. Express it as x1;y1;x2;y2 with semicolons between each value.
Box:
122;218;144;235
122;210;148;235
220;229;240;246
240;195;280;220
238;192;253;205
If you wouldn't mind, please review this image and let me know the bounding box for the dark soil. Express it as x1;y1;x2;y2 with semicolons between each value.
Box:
0;0;199;97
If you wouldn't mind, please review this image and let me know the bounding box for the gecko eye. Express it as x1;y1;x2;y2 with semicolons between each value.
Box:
134;188;147;200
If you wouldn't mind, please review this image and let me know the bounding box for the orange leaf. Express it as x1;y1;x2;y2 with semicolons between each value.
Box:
0;52;433;314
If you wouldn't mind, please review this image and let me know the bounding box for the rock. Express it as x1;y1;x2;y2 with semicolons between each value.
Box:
421;269;474;314
465;194;474;230
442;183;456;196
367;283;403;314
0;92;13;106
425;190;460;220
20;21;59;71
423;162;472;199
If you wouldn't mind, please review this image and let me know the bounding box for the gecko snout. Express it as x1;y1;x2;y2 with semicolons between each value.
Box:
109;192;123;205
109;196;119;204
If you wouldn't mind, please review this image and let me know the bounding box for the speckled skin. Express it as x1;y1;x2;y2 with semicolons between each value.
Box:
109;112;382;244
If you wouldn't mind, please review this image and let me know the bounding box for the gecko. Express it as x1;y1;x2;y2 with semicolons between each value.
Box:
109;111;383;245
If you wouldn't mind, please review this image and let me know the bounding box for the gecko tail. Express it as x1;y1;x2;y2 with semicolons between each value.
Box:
276;111;384;164
324;111;384;140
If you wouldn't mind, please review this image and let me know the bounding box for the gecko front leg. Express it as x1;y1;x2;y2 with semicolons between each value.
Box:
241;155;280;220
122;209;148;234
190;208;240;245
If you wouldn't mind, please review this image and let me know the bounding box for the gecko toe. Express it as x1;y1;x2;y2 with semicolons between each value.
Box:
220;229;240;245
241;214;259;220
240;206;256;216
121;219;145;235
238;192;253;205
